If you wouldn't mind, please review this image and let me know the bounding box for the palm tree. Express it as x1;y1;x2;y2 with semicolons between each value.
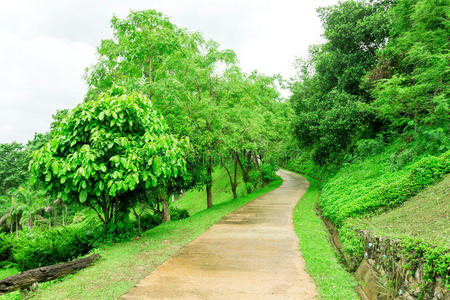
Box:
15;186;41;232
0;189;23;236
53;198;68;226
43;198;54;229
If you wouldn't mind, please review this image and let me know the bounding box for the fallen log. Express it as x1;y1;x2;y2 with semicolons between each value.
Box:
0;254;99;295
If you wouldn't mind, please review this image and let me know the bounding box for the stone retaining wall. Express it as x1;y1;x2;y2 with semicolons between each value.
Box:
355;230;449;300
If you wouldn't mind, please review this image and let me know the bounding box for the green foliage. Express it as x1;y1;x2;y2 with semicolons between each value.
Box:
291;88;372;164
0;233;12;267
289;0;393;164
370;0;450;130
10;220;103;272
30;91;187;225
260;161;278;183
169;207;189;221
85;9;282;208
353;174;449;248
0;143;29;195
316;0;393;95
321;150;449;226
338;225;364;260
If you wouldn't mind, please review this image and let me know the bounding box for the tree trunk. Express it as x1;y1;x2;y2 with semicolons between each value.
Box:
253;152;265;188
62;205;66;226
54;207;58;227
222;153;239;199
161;196;171;223
236;151;252;194
15;216;18;237
137;214;141;231
0;254;99;295
206;155;213;208
148;51;153;100
232;152;238;198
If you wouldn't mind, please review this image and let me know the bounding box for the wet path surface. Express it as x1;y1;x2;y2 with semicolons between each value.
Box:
121;170;317;299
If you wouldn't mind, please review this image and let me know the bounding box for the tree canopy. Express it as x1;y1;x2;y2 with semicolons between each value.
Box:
30;90;188;225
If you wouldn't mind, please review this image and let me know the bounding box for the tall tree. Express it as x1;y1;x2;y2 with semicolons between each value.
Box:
85;10;237;209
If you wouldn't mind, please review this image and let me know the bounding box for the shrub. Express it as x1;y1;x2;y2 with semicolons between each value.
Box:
0;233;12;267
260;162;278;183
11;220;103;271
169;207;189;221
322;150;449;227
354;135;385;159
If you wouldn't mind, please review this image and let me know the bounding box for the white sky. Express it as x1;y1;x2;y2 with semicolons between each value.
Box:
0;0;338;144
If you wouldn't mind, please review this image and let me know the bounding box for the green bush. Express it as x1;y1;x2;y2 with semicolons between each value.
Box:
321;150;449;227
11;221;103;271
169;207;189;221
138;213;162;231
0;233;12;267
353;134;385;159
260;162;278;183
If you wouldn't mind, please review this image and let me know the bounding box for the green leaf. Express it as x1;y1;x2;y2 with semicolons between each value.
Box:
79;190;88;203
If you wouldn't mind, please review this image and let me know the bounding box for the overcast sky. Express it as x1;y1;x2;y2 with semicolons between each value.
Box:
0;0;338;144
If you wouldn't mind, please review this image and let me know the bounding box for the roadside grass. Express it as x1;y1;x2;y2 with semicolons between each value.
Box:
2;177;281;300
292;174;358;299
0;268;18;280
173;167;245;215
350;174;450;248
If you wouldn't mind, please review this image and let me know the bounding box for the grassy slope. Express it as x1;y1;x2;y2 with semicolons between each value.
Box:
351;174;450;247
173;168;245;215
2;172;281;300
292;174;358;299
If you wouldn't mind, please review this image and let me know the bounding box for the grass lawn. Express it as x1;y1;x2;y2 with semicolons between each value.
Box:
292;174;358;299
0;177;281;300
0;268;18;280
350;174;450;248
173;167;245;215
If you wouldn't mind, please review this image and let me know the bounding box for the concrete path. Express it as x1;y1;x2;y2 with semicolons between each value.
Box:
122;170;317;299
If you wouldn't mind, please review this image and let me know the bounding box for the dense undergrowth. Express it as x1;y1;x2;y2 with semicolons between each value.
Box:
0;205;189;274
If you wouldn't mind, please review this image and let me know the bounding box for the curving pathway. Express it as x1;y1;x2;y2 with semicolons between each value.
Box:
121;170;317;299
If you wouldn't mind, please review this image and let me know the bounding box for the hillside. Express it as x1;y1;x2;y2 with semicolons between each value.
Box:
351;174;449;248
173;168;246;215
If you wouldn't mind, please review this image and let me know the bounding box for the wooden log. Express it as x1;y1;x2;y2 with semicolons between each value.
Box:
0;254;99;295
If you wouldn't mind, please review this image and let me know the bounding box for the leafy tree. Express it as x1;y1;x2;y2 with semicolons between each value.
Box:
30;91;188;226
0;189;23;236
85;10;237;209
0;143;29;195
369;0;450;131
290;0;392;164
84;10;186;101
14;186;42;231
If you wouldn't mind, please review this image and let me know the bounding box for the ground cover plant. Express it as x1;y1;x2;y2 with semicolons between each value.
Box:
351;174;450;247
